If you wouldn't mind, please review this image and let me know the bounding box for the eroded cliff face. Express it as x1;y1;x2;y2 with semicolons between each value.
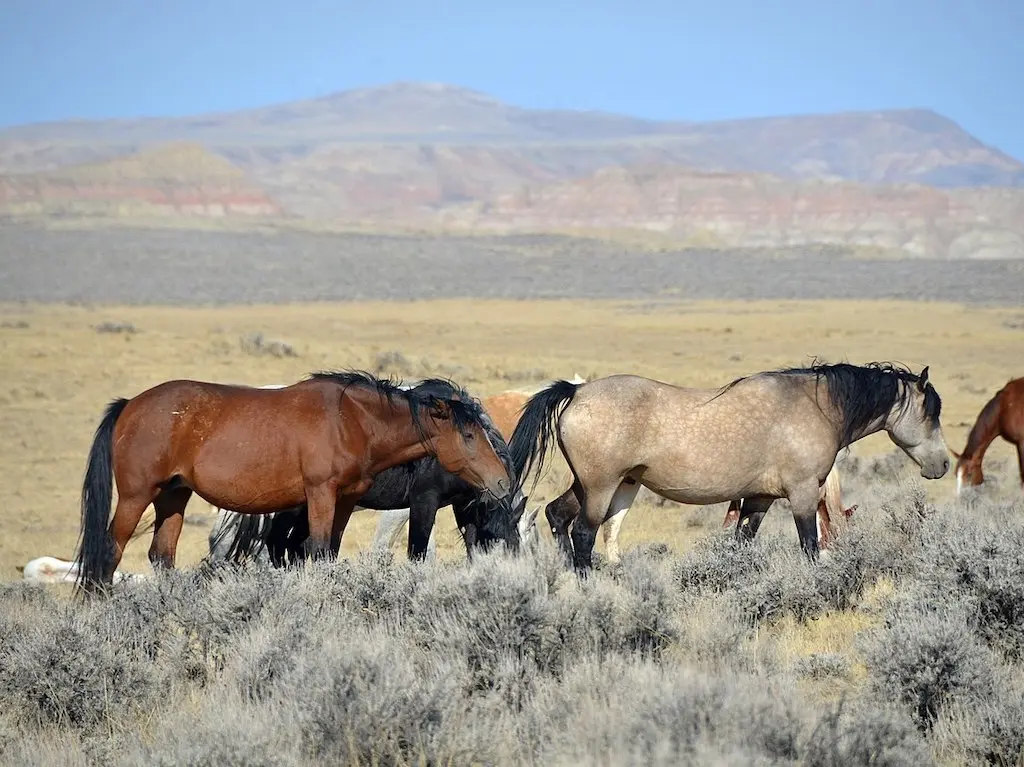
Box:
0;144;281;219
438;167;1024;259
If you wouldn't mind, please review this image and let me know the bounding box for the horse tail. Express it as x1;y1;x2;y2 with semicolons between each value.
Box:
508;380;580;490
75;397;130;592
208;507;290;565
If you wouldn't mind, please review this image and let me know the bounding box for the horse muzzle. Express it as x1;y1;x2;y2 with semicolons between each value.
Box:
921;457;950;480
490;476;512;499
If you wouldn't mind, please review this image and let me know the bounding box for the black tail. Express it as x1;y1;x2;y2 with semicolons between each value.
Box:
74;398;129;592
207;509;277;564
508;380;580;491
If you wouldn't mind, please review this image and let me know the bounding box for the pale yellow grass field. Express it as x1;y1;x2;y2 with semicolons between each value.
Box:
0;298;1020;583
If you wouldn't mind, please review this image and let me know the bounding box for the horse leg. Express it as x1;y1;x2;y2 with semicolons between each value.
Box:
302;482;338;560
372;509;410;552
281;509;309;567
149;487;192;570
788;481;822;561
601;506;629;564
722;499;742;528
545;484;582;564
1017;441;1024;488
817;495;833;549
571;476;640;573
408;491;441;561
734;496;774;542
328;497;358;558
107;491;159;580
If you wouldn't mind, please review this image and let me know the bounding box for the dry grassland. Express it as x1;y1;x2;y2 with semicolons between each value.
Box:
0;297;1021;581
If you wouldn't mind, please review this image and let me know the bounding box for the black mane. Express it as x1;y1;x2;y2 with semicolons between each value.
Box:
716;361;942;447
308;370;493;440
308;370;406;402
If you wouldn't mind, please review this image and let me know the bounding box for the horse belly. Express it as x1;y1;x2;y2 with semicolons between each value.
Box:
189;440;307;514
639;456;780;506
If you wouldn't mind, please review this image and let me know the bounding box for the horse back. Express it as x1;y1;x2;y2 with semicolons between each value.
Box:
112;380;344;507
483;391;530;442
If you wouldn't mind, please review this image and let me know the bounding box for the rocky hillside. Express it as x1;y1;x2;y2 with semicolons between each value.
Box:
440;166;1024;259
2;82;1023;257
0;144;281;219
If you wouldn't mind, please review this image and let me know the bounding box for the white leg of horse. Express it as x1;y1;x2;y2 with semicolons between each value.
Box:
427;524;438;560
602;507;629;564
372;508;410;551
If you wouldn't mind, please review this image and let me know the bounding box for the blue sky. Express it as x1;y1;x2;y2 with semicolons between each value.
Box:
1;0;1022;161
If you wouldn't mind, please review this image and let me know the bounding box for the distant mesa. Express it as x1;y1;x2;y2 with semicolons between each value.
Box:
0;81;1022;258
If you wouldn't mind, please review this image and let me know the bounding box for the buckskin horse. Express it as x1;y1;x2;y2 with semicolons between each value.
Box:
952;376;1024;495
74;371;512;591
542;463;857;565
510;362;949;572
207;379;531;565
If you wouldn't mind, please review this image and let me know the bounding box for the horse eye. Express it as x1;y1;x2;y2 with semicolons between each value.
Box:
463;431;475;441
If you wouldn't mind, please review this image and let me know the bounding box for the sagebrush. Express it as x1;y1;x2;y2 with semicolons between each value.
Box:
1;470;1022;766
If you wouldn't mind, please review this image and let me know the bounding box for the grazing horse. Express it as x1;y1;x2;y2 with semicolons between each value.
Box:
74;371;512;591
510;362;949;572
359;375;586;558
208;378;530;565
952;376;1024;496
542;463;857;564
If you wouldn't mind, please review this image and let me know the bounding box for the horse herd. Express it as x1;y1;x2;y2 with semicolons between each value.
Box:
19;365;1024;590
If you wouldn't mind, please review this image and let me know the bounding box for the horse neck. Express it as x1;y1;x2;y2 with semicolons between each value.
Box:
962;391;1003;463
348;391;437;473
815;379;886;448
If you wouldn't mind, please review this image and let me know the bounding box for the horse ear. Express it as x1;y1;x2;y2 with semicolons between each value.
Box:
917;366;930;391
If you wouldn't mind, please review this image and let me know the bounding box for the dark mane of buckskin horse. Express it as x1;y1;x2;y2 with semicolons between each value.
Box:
209;377;524;565
711;361;943;448
74;369;512;592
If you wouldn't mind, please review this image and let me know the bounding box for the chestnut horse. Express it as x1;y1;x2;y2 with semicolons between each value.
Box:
510;363;949;572
952;376;1024;495
74;371;512;590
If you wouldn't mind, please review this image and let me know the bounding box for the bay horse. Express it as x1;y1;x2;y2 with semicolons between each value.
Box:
74;371;512;591
541;463;857;564
509;362;949;572
208;379;531;565
952;376;1024;495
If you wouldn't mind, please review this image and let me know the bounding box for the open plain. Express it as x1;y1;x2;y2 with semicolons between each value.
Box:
1;227;1023;765
1;227;1022;577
